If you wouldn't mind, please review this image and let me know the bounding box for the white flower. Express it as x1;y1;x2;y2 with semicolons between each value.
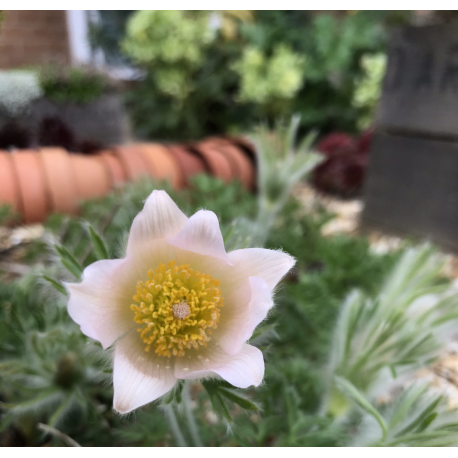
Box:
66;191;295;414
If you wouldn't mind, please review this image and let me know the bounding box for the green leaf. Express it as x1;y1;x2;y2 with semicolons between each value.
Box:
49;395;73;427
202;380;233;422
385;430;456;447
284;115;301;158
88;225;109;260
417;412;438;432
212;393;232;423
43;275;68;296
334;376;387;438
54;245;83;279
218;387;259;411
396;395;442;437
164;380;184;405
389;384;428;429
297;129;318;154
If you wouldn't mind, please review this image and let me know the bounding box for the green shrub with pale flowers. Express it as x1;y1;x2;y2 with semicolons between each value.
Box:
122;11;214;101
232;45;304;111
352;53;387;129
113;11;409;140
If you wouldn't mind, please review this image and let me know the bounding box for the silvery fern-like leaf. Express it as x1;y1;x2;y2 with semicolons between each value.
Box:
350;383;458;447
325;245;458;416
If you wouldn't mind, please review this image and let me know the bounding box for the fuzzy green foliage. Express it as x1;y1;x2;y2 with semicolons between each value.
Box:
0;175;401;446
344;381;458;446
0;204;19;226
327;246;454;403
1;166;457;446
40;68;108;104
0;272;112;446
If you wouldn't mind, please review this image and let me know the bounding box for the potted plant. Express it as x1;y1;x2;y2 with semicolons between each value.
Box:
29;67;131;151
0;66;131;152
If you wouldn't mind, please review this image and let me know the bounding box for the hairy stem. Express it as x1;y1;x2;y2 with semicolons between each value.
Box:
164;404;187;447
38;423;81;447
182;382;203;447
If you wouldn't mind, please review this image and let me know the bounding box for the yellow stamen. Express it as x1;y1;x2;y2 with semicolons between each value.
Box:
130;261;223;358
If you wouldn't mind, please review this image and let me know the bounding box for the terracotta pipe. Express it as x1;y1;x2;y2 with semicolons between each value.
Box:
199;138;255;190
39;148;78;215
97;150;127;186
11;150;49;223
136;143;182;189
190;142;233;183
109;144;150;180
166;144;208;187
70;154;111;201
0;136;258;225
0;152;22;221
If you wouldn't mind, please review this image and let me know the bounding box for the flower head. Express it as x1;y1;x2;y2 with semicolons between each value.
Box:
66;191;295;414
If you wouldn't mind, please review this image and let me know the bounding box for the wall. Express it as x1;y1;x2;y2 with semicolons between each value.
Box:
0;10;70;69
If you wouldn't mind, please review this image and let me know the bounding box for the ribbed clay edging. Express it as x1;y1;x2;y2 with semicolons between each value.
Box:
0;135;259;225
70;154;112;201
167;144;208;187
11;150;49;224
191;142;233;183
200;138;255;190
39;147;78;215
223;135;257;164
222;135;258;191
98;150;127;186
136;143;182;189
0;152;22;220
109;145;150;180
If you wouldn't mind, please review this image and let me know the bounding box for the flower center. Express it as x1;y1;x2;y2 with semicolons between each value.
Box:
172;301;191;320
130;261;223;358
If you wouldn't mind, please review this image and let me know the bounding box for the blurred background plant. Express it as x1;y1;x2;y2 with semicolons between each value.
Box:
0;65;124;152
311;129;373;197
39;67;111;104
232;44;305;117
352;53;387;130
122;10;215;102
245;116;322;247
0;70;42;117
87;10;412;140
0;11;412;198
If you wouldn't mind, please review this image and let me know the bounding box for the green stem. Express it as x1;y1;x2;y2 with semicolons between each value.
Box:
253;198;278;247
164;404;187;447
182;382;203;447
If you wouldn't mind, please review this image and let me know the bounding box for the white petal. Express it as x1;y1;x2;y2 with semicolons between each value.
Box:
175;344;264;389
227;248;295;291
167;210;231;264
113;331;177;414
66;258;138;349
216;276;273;355
127;190;188;256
